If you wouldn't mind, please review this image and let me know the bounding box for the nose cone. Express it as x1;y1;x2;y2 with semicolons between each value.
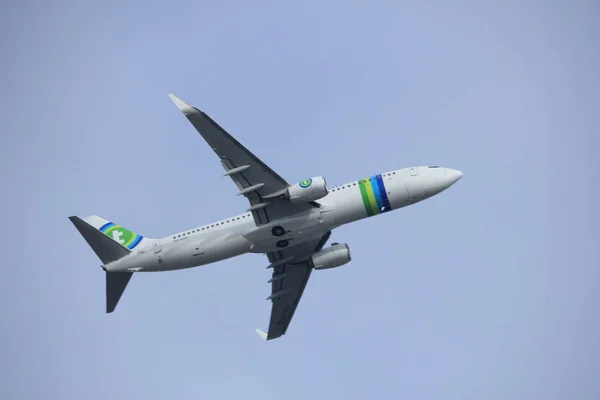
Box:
402;166;463;205
445;168;462;185
444;168;463;186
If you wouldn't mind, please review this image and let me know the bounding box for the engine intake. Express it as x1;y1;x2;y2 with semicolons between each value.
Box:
287;176;328;203
311;243;352;270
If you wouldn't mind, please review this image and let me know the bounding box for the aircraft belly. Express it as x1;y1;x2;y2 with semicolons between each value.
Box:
159;234;252;271
245;208;333;253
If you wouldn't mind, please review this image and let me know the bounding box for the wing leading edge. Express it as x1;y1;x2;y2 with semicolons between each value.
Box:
168;94;316;225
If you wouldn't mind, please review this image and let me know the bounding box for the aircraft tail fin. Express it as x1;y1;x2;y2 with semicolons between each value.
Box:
69;216;132;264
70;215;149;313
69;215;151;260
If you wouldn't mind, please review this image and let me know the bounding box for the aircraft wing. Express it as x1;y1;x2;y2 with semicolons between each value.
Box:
168;94;316;225
257;231;331;340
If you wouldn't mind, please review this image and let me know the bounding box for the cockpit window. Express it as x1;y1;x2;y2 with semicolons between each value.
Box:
428;165;440;168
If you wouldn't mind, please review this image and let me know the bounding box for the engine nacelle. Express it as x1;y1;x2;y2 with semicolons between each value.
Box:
311;243;352;270
287;177;329;203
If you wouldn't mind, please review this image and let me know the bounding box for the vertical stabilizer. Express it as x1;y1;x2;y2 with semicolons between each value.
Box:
69;216;131;264
80;215;148;250
69;215;148;313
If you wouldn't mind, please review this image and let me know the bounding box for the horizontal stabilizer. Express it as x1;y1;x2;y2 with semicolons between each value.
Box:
106;271;133;313
69;216;131;264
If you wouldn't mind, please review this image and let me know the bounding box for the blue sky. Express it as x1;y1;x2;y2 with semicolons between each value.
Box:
1;1;598;399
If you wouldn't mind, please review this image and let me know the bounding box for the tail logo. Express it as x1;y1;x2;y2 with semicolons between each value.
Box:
100;222;143;249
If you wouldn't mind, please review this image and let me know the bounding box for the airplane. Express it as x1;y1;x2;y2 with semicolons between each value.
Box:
69;94;463;341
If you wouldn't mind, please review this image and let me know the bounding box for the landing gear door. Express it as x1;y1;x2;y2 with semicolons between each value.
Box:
153;241;162;254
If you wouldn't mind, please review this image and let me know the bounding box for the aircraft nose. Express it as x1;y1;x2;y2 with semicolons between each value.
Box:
402;166;462;203
443;168;463;187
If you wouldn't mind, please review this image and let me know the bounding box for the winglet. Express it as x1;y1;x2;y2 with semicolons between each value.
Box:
255;328;268;341
168;93;197;115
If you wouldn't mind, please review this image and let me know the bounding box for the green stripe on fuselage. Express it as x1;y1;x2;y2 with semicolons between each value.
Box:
358;179;374;216
364;178;380;215
359;178;382;216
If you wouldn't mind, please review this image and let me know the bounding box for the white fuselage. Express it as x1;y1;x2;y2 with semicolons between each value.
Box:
108;166;462;273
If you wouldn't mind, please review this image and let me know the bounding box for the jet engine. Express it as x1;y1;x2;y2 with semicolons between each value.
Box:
310;243;352;270
287;176;328;203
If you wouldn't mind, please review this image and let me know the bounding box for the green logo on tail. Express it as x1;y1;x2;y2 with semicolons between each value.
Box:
99;222;143;249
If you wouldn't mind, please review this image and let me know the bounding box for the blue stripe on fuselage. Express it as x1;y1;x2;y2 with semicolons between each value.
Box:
375;174;392;212
370;175;384;212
